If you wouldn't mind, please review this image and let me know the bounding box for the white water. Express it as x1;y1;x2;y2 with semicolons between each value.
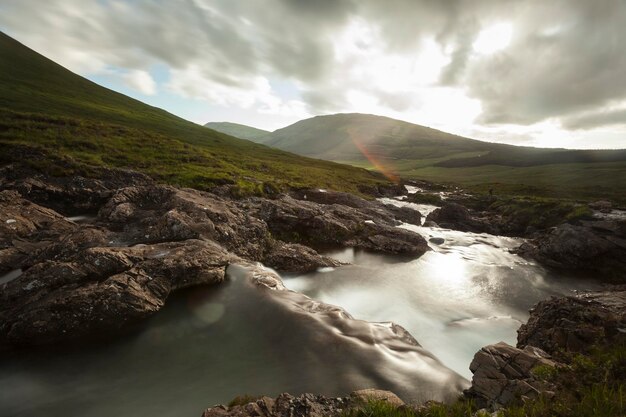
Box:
284;201;599;378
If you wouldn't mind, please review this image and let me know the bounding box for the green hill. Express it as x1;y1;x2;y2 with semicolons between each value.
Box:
204;122;270;142
257;113;626;203
0;32;389;195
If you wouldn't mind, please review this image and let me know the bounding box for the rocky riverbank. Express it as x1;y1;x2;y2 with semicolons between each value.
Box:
0;163;428;348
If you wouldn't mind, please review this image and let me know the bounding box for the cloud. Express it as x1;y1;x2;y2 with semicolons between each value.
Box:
0;0;625;147
123;70;156;95
562;107;626;130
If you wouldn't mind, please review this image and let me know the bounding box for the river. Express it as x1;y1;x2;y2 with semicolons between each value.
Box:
0;199;599;417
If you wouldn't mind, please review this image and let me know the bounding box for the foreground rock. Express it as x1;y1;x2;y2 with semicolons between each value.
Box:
464;342;558;409
465;287;626;410
201;389;404;417
0;239;235;346
517;287;626;356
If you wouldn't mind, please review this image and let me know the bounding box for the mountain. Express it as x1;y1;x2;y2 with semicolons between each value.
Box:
251;113;626;202
204;122;270;142
0;32;388;195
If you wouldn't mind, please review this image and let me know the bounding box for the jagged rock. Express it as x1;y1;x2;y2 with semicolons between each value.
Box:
293;188;422;225
262;242;342;273
244;196;429;256
516;223;626;281
0;190;79;272
0;240;235;347
202;393;351;417
201;389;406;417
99;185;270;260
464;342;558;409
517;288;626;356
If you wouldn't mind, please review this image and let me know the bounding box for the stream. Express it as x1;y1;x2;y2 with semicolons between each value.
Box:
0;198;600;417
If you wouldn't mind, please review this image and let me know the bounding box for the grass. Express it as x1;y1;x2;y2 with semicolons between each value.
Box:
398;162;626;205
0;32;389;196
487;196;594;230
341;343;625;417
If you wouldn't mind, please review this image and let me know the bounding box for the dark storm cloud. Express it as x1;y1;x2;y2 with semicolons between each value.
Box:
1;0;625;132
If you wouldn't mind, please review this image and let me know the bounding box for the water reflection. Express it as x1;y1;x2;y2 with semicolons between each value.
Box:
284;226;598;378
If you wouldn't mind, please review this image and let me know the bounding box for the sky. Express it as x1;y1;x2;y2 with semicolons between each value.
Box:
0;0;625;149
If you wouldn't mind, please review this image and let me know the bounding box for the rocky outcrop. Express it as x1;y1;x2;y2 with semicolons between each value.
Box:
0;240;235;346
292;188;422;226
517;288;626;356
516;222;626;282
464;288;626;410
464;342;558;409
0;163;153;214
244;196;429;256
0;166;433;348
425;203;498;234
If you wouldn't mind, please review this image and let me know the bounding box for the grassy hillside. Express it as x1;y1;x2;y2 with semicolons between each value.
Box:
258;113;626;203
204;121;270;142
0;32;389;195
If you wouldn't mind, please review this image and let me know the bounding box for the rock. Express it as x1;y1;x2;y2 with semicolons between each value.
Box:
202;393;351;417
0;190;79;272
517;288;626;357
516;223;626;281
350;389;405;407
429;237;445;245
384;205;422;225
464;342;558;409
293;188;421;225
99;185;270;260
263;242;342;273
245;195;429;257
589;200;612;213
0;240;235;347
0;163;153;214
422;220;439;228
426;203;498;234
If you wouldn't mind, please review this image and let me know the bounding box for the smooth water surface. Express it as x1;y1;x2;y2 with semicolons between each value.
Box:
0;264;465;417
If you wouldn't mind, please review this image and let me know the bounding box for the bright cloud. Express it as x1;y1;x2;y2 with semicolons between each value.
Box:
123;69;157;95
0;0;624;148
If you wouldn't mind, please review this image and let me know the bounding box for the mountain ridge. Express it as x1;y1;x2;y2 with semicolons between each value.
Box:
0;31;389;196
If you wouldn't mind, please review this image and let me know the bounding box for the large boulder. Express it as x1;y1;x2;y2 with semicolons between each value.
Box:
465;342;559;409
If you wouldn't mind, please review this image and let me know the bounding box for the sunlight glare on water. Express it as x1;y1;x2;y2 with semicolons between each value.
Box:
284;223;598;378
